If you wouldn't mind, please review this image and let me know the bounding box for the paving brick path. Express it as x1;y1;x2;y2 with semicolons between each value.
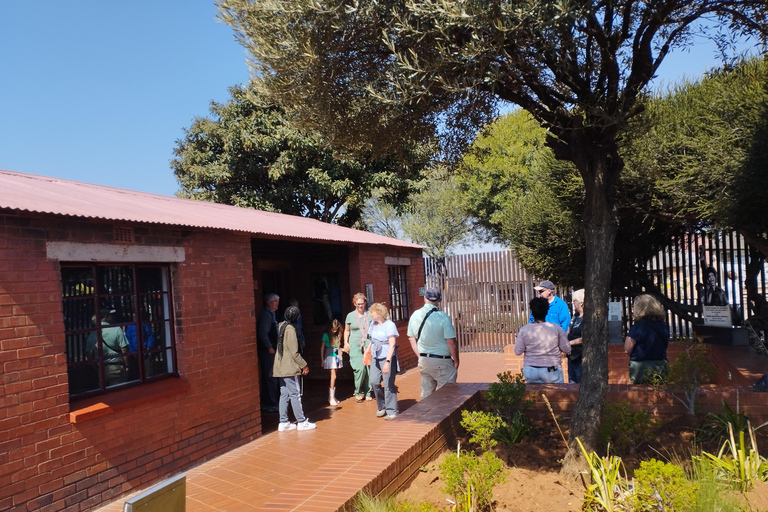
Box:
95;353;506;512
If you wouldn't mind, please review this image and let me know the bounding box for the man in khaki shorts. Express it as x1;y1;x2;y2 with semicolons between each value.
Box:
408;287;459;400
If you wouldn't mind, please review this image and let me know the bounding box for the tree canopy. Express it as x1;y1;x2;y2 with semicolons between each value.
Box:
622;56;768;257
363;169;478;259
458;110;586;285
459;56;768;316
172;86;432;226
218;0;768;468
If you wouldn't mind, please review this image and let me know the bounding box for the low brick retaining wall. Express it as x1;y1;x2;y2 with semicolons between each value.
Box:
504;343;767;420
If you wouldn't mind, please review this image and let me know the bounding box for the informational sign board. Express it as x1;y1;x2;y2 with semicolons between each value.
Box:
608;302;622;322
419;287;425;297
702;306;732;327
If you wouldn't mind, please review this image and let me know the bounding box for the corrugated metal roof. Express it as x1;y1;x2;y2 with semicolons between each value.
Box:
0;170;421;249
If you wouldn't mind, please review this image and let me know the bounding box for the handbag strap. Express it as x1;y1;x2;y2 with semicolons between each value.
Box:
417;308;438;341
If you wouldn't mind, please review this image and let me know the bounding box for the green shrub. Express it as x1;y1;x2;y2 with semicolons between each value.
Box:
664;340;717;415
353;492;442;512
598;400;659;455
486;371;532;423
697;400;751;448
440;450;505;512
390;502;443;512
461;410;505;452
632;459;697;512
690;456;743;512
698;422;768;492
352;490;398;512
492;410;531;445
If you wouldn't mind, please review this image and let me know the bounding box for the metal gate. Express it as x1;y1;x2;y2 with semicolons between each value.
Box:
425;231;768;352
424;251;536;352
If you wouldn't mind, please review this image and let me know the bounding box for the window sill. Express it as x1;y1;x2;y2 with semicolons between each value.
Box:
69;377;190;424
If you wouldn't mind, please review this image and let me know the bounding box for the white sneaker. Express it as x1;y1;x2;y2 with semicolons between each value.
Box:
376;410;387;418
297;419;316;431
278;422;296;432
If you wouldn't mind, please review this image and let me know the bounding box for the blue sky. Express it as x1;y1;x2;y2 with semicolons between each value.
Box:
0;2;759;198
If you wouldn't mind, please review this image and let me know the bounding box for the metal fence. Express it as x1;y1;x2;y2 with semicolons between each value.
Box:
621;231;768;338
424;251;537;352
425;231;768;352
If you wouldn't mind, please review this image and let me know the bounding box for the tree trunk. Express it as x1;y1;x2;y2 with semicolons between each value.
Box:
560;142;620;476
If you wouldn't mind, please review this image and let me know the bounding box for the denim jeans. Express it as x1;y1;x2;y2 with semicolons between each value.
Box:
278;376;306;423
369;355;398;415
567;358;582;384
522;365;564;384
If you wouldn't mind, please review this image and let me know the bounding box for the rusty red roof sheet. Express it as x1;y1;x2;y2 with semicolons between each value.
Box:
0;170;421;249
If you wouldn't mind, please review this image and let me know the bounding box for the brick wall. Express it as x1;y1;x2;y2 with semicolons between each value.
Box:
348;245;425;371
248;240;423;376
504;341;766;419
0;211;260;512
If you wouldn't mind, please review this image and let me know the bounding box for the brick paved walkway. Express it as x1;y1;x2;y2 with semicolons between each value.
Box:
94;352;506;512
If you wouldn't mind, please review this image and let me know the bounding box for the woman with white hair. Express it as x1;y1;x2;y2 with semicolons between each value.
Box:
566;289;584;383
367;302;399;420
624;295;670;384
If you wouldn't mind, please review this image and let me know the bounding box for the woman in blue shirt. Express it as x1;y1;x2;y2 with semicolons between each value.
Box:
367;302;399;420
624;295;670;384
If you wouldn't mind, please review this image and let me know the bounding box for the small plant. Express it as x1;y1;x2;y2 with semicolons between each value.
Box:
662;340;717;415
698;422;768;491
632;458;697;512
440;446;505;511
353;491;442;512
461;410;505;452
690;456;744;512
577;439;631;512
697;399;750;447
598;400;659;455
492;411;531;445
486;371;533;423
352;489;398;512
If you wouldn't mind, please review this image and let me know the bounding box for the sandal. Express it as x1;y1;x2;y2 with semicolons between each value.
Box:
355;395;364;403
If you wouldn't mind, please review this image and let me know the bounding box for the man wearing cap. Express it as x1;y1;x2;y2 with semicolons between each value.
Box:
408;287;459;400
530;280;571;332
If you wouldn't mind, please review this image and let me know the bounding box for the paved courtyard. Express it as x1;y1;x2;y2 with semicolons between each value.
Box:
95;352;506;512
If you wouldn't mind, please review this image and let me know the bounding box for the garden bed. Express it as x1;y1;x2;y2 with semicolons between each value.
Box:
396;414;768;511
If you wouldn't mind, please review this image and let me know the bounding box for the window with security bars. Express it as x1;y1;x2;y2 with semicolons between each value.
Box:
387;266;409;321
61;264;176;398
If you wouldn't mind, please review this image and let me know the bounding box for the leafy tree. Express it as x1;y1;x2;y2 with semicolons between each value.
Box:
218;0;768;470
401;171;477;259
360;190;405;240
362;171;478;259
623;56;768;258
456;110;692;299
458;110;586;285
172;86;431;226
623;55;768;329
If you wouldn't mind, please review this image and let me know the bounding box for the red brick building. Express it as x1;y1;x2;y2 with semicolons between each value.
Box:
0;170;424;512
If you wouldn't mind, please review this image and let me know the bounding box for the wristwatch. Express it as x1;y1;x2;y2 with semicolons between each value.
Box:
386;359;391;363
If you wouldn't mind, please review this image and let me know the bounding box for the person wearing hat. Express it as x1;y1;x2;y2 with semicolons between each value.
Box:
407;287;459;400
530;280;571;333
